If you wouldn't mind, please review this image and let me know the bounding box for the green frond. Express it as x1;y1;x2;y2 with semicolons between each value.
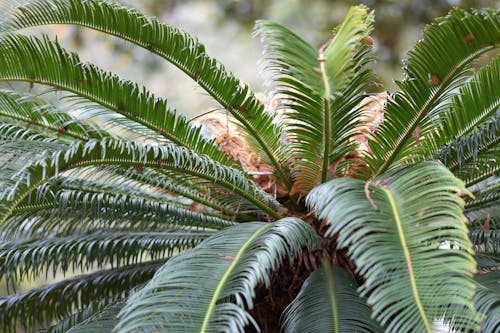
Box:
0;88;101;142
466;179;500;210
0;138;282;225
8;179;234;231
255;7;374;193
474;253;499;270
365;8;500;178
0;32;233;165
52;165;238;219
42;305;98;333
0;122;62;144
465;180;499;222
0;259;163;332
281;258;382;333
2;210;231;241
434;112;499;185
0;230;209;287
65;303;122;333
122;164;262;218
469;217;499;255
307;162;479;333
431;56;500;156
119;167;241;218
322;6;374;94
2;0;291;189
474;271;500;333
116;218;321;333
38;302;122;333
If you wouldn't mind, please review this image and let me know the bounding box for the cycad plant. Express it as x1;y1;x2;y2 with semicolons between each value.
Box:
0;1;498;332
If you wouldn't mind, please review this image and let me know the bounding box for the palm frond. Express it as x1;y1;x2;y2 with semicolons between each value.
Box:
281;258;382;333
465;180;499;223
117;167;242;218
473;271;500;333
1;0;291;189
435;112;499;186
431;56;500;158
0;259;163;332
41;305;98;333
0;230;208;288
116;218;321;333
0;122;63;144
255;6;373;193
8;178;234;232
0;88;101;142
0;32;233;165
307;161;479;333
466;179;500;211
475;253;499;270
0;138;282;226
55;165;238;219
469;217;499;255
65;302;122;333
365;8;499;178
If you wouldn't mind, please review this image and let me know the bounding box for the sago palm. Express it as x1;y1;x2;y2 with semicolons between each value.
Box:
0;1;498;332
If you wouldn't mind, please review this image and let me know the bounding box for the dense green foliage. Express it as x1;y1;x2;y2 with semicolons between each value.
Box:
0;1;498;332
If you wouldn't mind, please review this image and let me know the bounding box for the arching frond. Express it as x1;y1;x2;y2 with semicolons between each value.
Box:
0;33;233;165
65;303;122;333
1;0;291;189
0;259;163;332
474;271;500;333
365;8;499;178
469;216;499;255
116;218;321;333
0;122;62;144
0;138;282;226
255;6;374;194
474;253;499;270
57;165;239;219
465;180;499;223
435;113;499;186
0;230;209;287
7;180;234;233
430;56;500;157
0;88;101;141
123;166;260;218
307;162;479;333
466;180;500;212
42;305;98;333
281;258;382;333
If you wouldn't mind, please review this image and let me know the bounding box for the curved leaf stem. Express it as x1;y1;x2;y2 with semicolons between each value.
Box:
319;52;331;184
200;223;272;333
321;257;340;333
383;187;432;333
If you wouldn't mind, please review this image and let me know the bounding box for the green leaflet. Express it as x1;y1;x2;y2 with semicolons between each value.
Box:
0;231;210;285
281;258;382;333
473;271;500;333
0;33;233;166
65;303;123;333
0;88;99;141
1;0;291;189
255;6;374;193
0;138;282;225
0;260;163;332
116;218;321;333
365;8;500;178
307;162;480;333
